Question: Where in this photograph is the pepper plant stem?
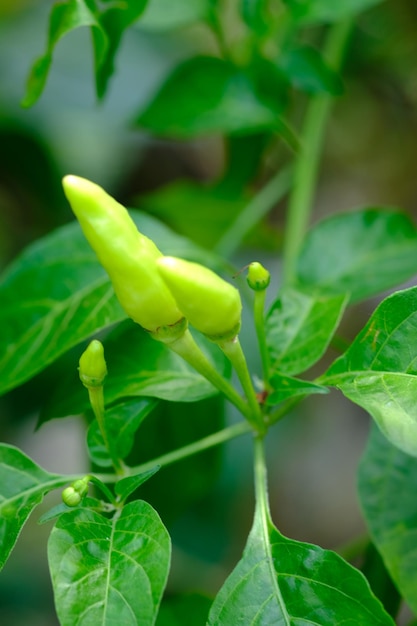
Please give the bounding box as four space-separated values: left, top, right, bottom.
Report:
282 19 353 285
254 289 270 383
88 387 124 475
219 337 264 431
167 329 252 421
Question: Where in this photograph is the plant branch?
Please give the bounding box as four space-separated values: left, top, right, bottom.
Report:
282 19 353 285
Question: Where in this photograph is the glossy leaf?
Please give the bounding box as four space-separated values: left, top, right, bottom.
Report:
87 398 158 467
280 45 343 95
323 287 417 456
266 373 328 405
296 208 417 303
22 0 148 106
48 500 170 626
208 505 394 624
283 0 383 24
0 444 67 570
266 287 348 376
0 211 217 398
358 425 417 615
136 56 291 138
42 322 229 421
115 467 160 502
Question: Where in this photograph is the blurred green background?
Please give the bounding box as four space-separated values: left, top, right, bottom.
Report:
1 0 417 623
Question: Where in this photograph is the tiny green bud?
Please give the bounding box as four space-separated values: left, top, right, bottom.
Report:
157 257 242 340
79 340 107 388
62 175 184 332
62 486 82 507
247 262 270 291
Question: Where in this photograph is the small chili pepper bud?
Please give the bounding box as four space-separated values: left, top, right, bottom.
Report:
79 340 107 388
62 175 184 333
246 262 270 291
157 256 242 340
62 476 90 507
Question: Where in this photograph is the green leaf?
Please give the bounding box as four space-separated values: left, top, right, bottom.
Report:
136 56 291 138
156 593 212 625
240 0 270 34
87 398 158 467
208 506 394 624
266 287 348 376
22 0 107 107
42 322 229 421
282 0 383 24
22 0 149 106
48 500 171 626
38 497 105 525
358 424 417 615
323 287 417 456
280 45 344 95
0 444 67 570
266 373 328 405
0 211 217 398
139 0 211 30
296 208 417 303
115 467 160 502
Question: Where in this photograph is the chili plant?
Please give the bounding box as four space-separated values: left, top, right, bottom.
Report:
2 0 417 624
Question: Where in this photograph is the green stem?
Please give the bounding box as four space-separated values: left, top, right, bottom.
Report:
254 289 270 383
95 421 253 482
253 434 271 522
215 166 292 258
88 387 124 475
219 337 264 431
282 19 353 285
168 329 252 420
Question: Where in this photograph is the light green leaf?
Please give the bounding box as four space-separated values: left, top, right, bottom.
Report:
42 322 229 421
266 373 328 405
0 444 67 570
136 56 292 138
323 287 417 456
283 0 383 24
48 500 171 626
358 424 417 615
208 506 394 624
0 211 218 398
87 398 158 467
266 287 348 376
296 208 417 303
115 467 160 501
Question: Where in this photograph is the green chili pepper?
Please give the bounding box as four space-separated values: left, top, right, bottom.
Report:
62 175 184 333
157 256 242 340
79 339 107 388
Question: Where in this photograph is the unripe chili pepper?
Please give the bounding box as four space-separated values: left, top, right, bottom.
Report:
62 175 184 333
157 256 242 340
79 339 107 388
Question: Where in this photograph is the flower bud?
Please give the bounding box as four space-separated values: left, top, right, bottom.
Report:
62 175 184 332
62 487 81 507
79 340 107 388
246 262 270 291
157 256 242 340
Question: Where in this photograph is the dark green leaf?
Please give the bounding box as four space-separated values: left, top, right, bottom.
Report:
241 0 269 34
42 322 229 421
22 0 107 107
139 0 211 30
296 208 417 303
87 398 158 467
266 287 348 376
208 506 394 624
358 424 417 615
280 45 344 95
48 500 171 626
360 542 401 619
136 56 292 138
0 444 67 570
156 593 212 625
37 497 105 525
266 373 328 405
0 211 217 398
283 0 383 24
323 287 417 456
115 467 160 501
